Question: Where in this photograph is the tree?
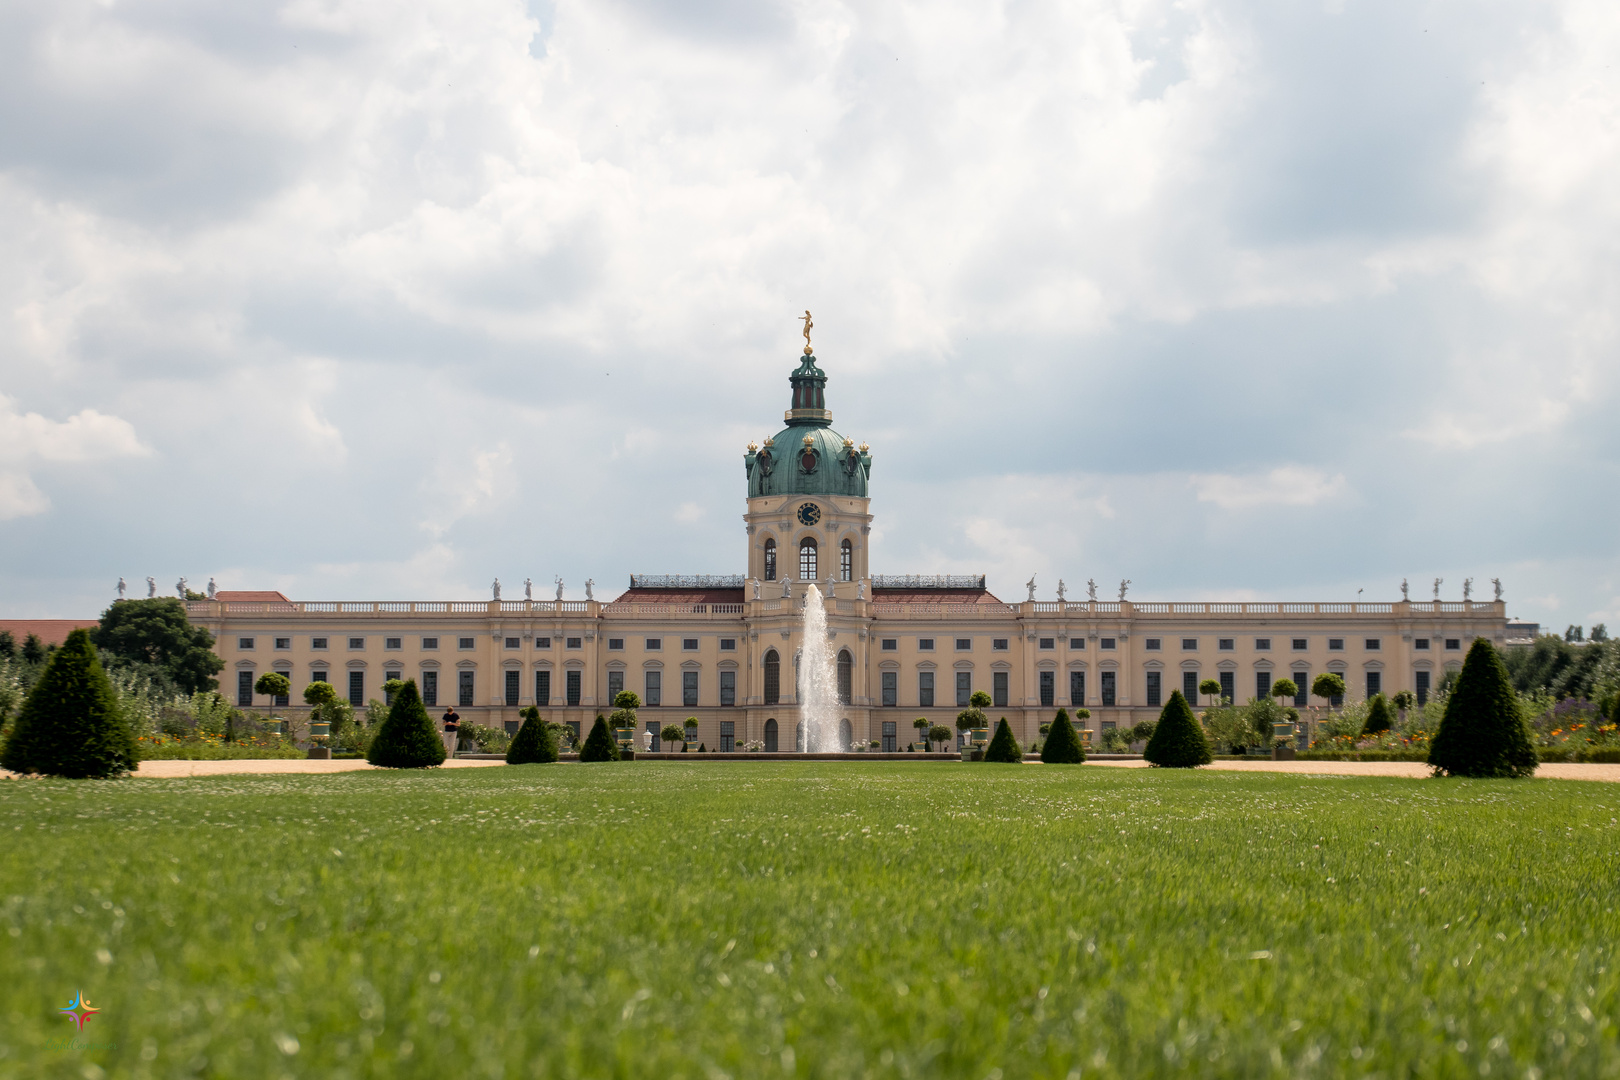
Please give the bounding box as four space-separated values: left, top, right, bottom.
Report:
927 724 952 750
1391 689 1416 719
683 717 699 751
579 715 619 762
1311 673 1346 707
0 630 15 658
365 679 445 768
1271 678 1298 707
1199 678 1221 707
22 634 47 664
660 724 685 748
970 690 992 709
92 598 224 693
913 717 929 746
1592 624 1610 643
1041 707 1085 764
1362 693 1394 735
254 672 290 707
983 717 1022 763
507 705 559 765
1 629 137 778
1143 690 1212 768
956 690 991 743
1429 639 1537 778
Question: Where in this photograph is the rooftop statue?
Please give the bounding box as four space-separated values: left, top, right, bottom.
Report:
524 577 533 600
1025 575 1036 602
176 577 187 598
207 577 217 599
1433 577 1443 601
1401 577 1409 601
1492 577 1503 601
146 576 156 598
555 576 564 601
492 578 501 601
117 577 126 599
1118 579 1131 602
799 309 813 354
1056 579 1066 602
585 579 595 601
1463 577 1473 601
1087 578 1098 602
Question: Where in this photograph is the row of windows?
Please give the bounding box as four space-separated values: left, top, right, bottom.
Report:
237 635 594 652
762 538 854 582
606 638 737 652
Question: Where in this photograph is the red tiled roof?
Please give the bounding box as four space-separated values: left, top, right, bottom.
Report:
611 588 747 604
871 588 1005 604
0 620 100 647
214 591 291 602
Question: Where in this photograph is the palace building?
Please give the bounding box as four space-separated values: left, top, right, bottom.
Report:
190 337 1509 751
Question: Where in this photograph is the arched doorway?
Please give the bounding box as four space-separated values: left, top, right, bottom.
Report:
838 717 853 751
764 649 780 705
764 717 778 752
837 649 853 704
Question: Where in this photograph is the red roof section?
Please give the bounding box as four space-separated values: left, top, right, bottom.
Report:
0 620 100 647
214 591 291 602
871 588 1005 604
611 588 746 604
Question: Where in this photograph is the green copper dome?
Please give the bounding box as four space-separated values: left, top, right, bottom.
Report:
744 350 871 498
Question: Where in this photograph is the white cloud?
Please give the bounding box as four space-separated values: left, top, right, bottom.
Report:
1193 467 1349 511
0 394 150 519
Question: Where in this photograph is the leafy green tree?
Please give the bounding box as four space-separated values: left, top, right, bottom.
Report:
608 690 640 749
254 671 290 706
1362 693 1394 735
580 715 619 762
1041 707 1085 764
1143 690 1212 768
660 724 685 747
0 630 16 658
1271 678 1298 706
92 598 224 694
1391 689 1416 718
1429 639 1537 778
913 717 929 746
365 679 445 768
970 690 992 709
956 690 992 742
683 717 698 749
21 634 46 664
1130 719 1158 744
1 628 137 778
1199 678 1221 706
507 705 559 764
927 723 952 750
983 717 1022 762
1312 673 1346 707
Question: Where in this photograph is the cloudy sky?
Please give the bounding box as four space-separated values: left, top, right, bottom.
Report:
2 0 1616 627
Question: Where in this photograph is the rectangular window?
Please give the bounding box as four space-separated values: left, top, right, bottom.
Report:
1144 638 1161 651
1100 638 1116 650
608 638 624 651
956 638 973 651
534 637 551 649
881 720 897 753
238 637 255 650
992 638 1009 651
565 637 581 650
881 671 897 707
272 674 290 707
918 671 935 707
1415 638 1430 650
1255 638 1271 651
275 637 291 650
719 639 736 651
1292 638 1308 650
422 637 438 650
720 720 735 753
1218 670 1234 703
918 638 935 651
1416 670 1431 705
534 670 549 706
1182 638 1198 651
310 670 327 682
1146 670 1161 708
1038 638 1054 650
1183 671 1199 703
645 670 662 706
1100 670 1116 706
349 670 365 707
311 637 328 650
720 670 736 706
386 637 402 650
1256 671 1271 699
505 637 520 649
1070 637 1086 649
1293 672 1308 707
608 669 623 699
993 671 1009 708
645 638 662 651
1328 638 1345 651
237 670 253 706
1444 638 1461 651
1330 676 1344 708
881 638 898 651
1039 670 1054 707
1366 671 1382 699
1365 639 1381 651
1070 670 1086 707
566 670 581 706
505 669 520 706
683 670 698 707
349 637 365 650
683 638 699 651
458 670 475 707
422 670 438 706
955 671 972 707
458 637 475 650
1218 638 1234 651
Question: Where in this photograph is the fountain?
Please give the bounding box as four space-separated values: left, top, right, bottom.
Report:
798 584 842 751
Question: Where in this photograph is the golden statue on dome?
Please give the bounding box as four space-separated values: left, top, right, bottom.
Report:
799 310 813 354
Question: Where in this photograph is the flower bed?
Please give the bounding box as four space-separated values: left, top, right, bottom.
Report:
136 734 304 760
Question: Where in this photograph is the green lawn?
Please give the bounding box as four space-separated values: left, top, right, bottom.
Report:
1 764 1615 1078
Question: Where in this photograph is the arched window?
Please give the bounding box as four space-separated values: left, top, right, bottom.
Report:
837 649 853 705
838 717 853 751
763 538 777 582
763 649 780 705
799 537 818 580
840 538 853 581
764 718 778 752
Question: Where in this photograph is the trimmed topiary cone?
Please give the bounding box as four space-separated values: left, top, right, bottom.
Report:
1143 690 1212 768
1362 693 1394 735
507 705 559 765
1041 708 1085 764
0 628 136 779
365 679 446 768
1428 638 1537 778
579 715 620 762
983 717 1023 763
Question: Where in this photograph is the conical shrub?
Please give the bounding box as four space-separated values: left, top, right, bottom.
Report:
365 679 445 768
0 628 136 778
1362 693 1394 735
507 705 559 765
1429 639 1537 778
983 717 1022 763
1143 690 1212 768
579 715 619 762
1041 708 1085 764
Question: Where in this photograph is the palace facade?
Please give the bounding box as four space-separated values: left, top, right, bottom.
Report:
190 342 1508 750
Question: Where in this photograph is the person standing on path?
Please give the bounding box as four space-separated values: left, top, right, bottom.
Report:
441 707 460 757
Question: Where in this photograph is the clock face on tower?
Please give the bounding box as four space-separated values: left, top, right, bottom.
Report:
797 502 821 526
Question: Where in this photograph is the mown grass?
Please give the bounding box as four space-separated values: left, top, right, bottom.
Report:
1 764 1616 1079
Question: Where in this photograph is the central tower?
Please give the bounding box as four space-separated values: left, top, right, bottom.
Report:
742 334 872 591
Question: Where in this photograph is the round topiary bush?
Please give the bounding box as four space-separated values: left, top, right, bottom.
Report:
507 705 559 765
0 628 136 778
365 679 446 768
1143 690 1212 768
1041 707 1086 764
983 717 1023 763
1428 639 1537 778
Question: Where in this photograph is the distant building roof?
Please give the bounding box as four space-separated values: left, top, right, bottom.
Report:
0 620 99 647
214 591 291 602
872 588 1005 604
611 589 745 605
